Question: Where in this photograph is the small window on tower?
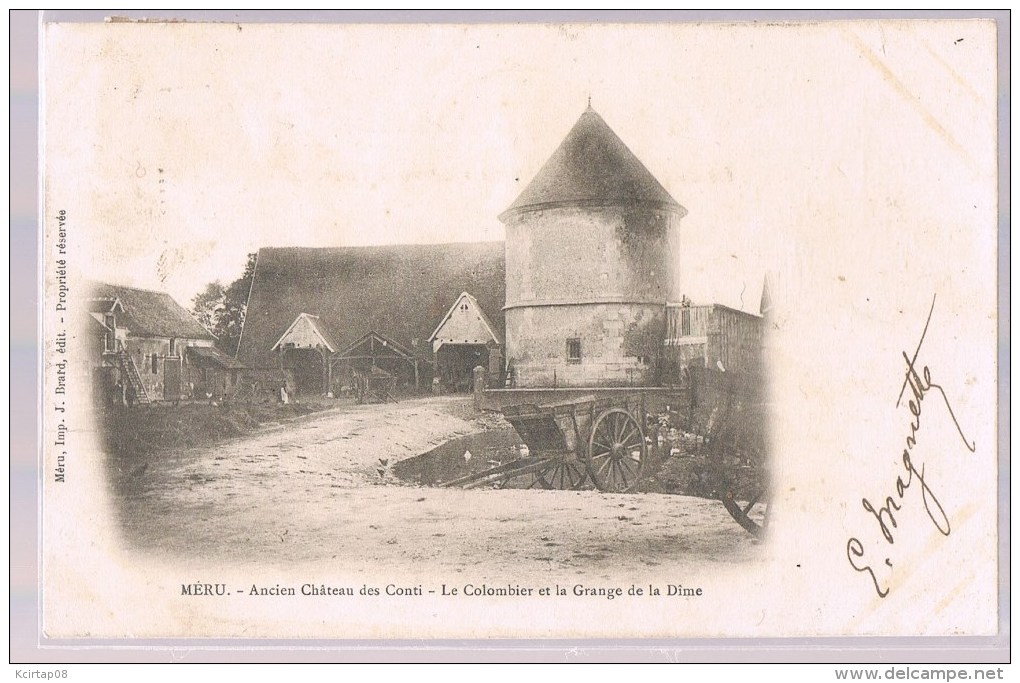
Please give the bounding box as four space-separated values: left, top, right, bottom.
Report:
566 338 582 364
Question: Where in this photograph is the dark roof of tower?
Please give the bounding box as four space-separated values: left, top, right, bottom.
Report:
502 107 684 219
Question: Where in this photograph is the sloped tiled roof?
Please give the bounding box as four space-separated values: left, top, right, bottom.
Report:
305 314 341 352
502 107 684 219
86 297 123 314
87 282 215 341
237 242 505 369
187 345 247 369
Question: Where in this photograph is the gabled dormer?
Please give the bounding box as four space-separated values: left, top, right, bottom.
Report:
428 292 503 353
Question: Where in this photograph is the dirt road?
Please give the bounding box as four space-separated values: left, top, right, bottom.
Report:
108 397 764 580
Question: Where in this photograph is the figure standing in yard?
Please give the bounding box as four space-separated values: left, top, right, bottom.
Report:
125 381 136 408
353 369 365 404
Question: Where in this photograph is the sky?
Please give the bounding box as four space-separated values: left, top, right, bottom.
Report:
43 20 996 314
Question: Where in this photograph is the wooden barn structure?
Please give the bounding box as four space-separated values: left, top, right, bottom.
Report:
271 312 341 395
236 242 505 396
661 302 764 382
428 291 504 393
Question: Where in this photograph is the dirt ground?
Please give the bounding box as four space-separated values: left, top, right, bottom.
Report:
105 396 764 579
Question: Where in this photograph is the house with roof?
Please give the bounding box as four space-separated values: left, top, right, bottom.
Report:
87 282 246 404
236 242 505 395
428 292 504 392
269 312 341 396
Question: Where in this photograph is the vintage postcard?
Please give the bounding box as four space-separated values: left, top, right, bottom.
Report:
38 17 1001 642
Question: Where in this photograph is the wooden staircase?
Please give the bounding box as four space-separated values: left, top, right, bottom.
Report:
116 351 151 404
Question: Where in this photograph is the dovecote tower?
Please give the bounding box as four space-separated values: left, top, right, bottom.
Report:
500 107 686 387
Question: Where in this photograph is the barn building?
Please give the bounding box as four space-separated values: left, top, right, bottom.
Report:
86 282 244 404
428 292 504 392
662 302 765 381
236 242 505 396
500 106 686 388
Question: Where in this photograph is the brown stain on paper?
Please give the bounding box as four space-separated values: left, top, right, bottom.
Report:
841 27 974 170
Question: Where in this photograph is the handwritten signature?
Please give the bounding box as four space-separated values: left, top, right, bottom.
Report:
846 295 976 598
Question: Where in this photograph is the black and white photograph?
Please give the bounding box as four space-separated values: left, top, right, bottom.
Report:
37 16 1000 642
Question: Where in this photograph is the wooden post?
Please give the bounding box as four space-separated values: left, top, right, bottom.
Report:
488 345 502 379
473 365 486 411
319 346 329 395
326 352 334 396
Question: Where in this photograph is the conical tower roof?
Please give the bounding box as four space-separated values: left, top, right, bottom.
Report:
501 106 684 220
760 274 774 317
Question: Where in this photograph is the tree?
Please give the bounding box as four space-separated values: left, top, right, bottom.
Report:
192 281 225 333
191 253 257 358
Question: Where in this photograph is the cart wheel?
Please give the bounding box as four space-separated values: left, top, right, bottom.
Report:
535 460 588 491
493 459 585 491
495 471 549 490
501 467 552 490
587 408 645 492
720 467 769 539
523 473 551 490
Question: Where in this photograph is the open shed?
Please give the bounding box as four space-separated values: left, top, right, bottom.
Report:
429 292 504 392
236 242 506 396
271 312 340 395
335 331 423 392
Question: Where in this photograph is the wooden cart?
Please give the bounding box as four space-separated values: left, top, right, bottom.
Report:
444 370 769 538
